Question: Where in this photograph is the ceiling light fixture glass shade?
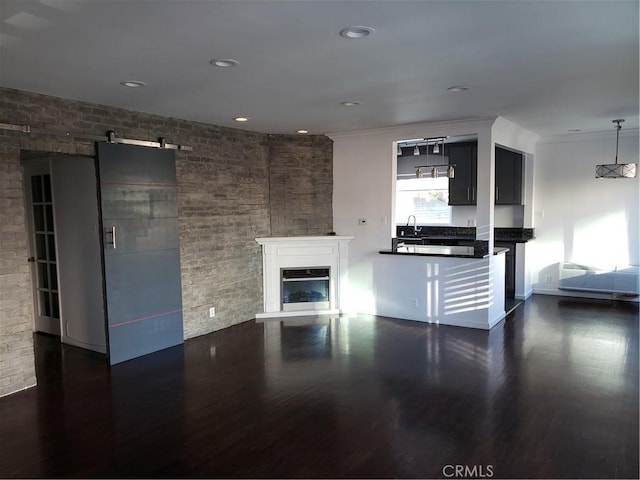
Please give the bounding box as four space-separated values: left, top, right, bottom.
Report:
210 58 239 67
596 119 637 178
120 80 146 88
596 163 636 178
447 165 455 178
340 26 375 39
414 164 454 179
413 136 454 179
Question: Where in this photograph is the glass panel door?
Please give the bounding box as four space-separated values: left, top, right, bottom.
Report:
24 160 61 336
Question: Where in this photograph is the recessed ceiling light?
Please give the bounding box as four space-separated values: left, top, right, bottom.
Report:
210 58 239 68
120 80 147 88
447 86 469 93
297 130 309 134
341 101 360 107
234 117 250 122
340 25 375 39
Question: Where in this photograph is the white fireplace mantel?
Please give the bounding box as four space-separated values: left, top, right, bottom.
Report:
255 236 354 319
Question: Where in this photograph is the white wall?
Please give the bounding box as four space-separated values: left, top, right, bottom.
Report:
448 205 524 228
532 130 639 297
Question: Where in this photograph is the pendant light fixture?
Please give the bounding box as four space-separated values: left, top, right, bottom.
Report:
596 119 637 178
447 164 455 179
413 137 454 178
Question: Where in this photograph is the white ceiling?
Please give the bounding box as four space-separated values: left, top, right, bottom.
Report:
1 0 638 137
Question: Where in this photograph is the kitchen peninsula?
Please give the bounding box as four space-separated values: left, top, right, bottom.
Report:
376 241 507 330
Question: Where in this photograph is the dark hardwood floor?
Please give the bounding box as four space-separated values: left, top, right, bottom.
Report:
0 295 638 479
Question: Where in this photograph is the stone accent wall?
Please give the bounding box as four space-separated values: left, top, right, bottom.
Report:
0 139 36 396
267 135 333 236
0 88 333 397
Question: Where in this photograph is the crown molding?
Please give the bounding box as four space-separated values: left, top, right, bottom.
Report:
538 128 639 144
327 117 498 140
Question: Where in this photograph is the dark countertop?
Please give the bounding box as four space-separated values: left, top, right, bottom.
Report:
380 245 509 259
413 235 531 243
396 226 535 243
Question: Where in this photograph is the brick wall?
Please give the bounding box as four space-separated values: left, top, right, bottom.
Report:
267 135 333 236
0 88 333 397
0 140 36 395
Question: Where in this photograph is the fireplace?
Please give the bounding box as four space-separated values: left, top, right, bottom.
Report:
281 267 330 311
255 236 354 318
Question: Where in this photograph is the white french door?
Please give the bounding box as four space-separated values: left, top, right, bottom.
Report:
23 159 61 336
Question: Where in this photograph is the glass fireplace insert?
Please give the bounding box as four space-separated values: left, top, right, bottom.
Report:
281 267 330 311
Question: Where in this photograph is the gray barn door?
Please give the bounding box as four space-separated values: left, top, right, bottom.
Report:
97 143 183 365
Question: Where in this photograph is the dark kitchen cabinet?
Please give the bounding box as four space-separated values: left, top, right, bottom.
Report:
495 147 523 205
448 142 477 205
495 241 516 299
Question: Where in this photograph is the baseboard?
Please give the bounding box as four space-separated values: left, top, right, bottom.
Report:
256 308 342 319
424 314 503 331
488 310 507 329
0 382 37 399
62 337 107 354
533 287 639 302
515 289 533 300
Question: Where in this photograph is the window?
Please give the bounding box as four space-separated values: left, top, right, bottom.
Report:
396 177 452 225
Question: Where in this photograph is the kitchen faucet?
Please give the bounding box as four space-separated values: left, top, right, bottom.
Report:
406 215 421 235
